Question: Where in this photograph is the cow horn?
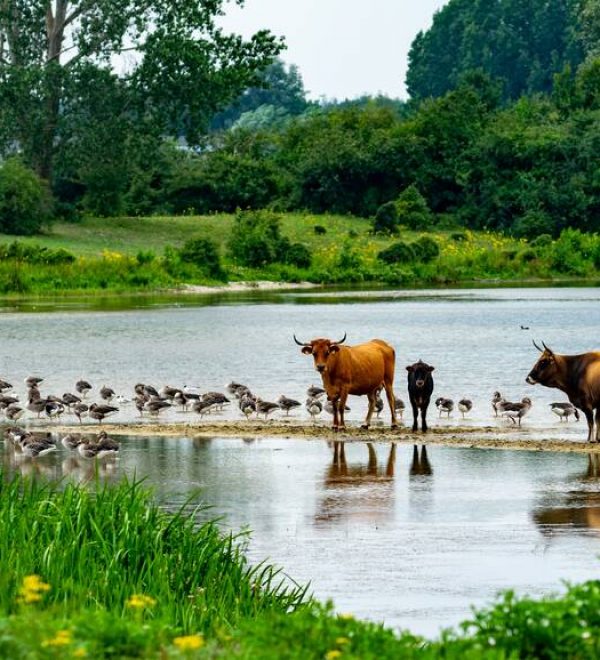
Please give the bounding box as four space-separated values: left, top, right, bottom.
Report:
542 341 553 354
293 334 310 347
332 332 347 345
532 339 544 352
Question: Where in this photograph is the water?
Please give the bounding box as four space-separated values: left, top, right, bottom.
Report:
5 435 600 636
0 286 599 432
2 286 600 635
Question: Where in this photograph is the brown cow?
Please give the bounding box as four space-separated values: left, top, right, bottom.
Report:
294 333 398 430
526 341 600 443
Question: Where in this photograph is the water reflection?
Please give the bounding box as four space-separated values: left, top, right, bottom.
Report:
533 454 600 536
315 442 396 525
410 445 433 477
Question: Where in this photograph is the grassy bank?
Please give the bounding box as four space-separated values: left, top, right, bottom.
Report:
0 212 599 295
1 473 600 658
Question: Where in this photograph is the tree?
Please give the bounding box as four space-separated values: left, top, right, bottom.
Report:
0 0 283 187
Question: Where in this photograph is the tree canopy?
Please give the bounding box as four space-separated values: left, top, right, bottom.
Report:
0 0 283 188
406 0 585 101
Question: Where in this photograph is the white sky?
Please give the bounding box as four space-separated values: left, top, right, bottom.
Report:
218 0 450 100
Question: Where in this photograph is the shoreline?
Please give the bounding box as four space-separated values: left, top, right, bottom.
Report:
19 420 600 454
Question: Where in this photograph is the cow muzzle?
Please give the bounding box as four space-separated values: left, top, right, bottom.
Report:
415 379 425 388
316 364 326 373
526 375 537 385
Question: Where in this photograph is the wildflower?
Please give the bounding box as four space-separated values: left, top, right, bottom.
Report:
126 594 157 609
335 637 350 645
73 649 88 658
17 574 50 604
325 651 342 660
42 629 72 647
338 612 354 620
173 634 205 651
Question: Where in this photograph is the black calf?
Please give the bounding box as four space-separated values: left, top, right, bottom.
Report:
406 360 435 432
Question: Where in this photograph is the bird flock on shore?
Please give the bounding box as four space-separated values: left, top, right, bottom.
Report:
0 374 580 460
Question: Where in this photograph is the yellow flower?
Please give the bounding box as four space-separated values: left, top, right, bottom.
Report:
335 637 350 645
17 574 50 604
325 651 342 660
173 634 205 651
338 612 354 620
126 594 156 609
73 649 88 658
42 629 72 647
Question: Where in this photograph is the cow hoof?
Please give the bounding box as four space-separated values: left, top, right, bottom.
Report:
391 424 399 430
332 426 339 433
360 424 369 430
412 427 418 433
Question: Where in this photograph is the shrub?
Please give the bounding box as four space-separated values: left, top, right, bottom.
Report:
336 243 364 271
178 238 225 279
518 248 538 263
0 159 53 235
512 209 555 239
413 236 440 262
450 232 467 242
283 242 312 269
0 242 75 264
378 241 417 264
313 225 327 235
228 210 289 267
530 233 553 248
395 185 432 230
372 201 399 234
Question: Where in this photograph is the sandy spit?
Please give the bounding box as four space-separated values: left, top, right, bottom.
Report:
177 281 318 294
24 420 600 454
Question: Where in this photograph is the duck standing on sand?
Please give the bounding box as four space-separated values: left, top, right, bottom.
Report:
501 397 532 426
458 398 473 418
550 402 580 422
277 395 301 415
89 403 119 424
435 397 454 418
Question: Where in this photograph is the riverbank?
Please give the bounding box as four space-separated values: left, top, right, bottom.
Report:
24 419 599 454
0 212 598 295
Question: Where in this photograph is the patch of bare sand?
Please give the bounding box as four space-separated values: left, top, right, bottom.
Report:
28 420 600 454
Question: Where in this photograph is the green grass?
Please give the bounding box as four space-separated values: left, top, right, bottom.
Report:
0 213 598 295
2 473 600 658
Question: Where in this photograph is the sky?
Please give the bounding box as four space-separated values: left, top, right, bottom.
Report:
218 0 450 101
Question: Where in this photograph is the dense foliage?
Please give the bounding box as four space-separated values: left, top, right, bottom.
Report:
406 0 586 101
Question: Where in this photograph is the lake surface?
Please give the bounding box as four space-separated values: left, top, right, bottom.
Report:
0 286 599 433
5 435 600 636
2 286 600 635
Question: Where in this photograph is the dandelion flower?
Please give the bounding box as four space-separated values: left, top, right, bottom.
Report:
42 629 72 647
126 594 156 609
173 634 205 651
325 651 342 660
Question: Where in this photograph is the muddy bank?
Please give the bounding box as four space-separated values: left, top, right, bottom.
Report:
17 419 599 454
178 281 318 294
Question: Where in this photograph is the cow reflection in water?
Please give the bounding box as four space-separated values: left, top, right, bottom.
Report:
410 445 433 477
533 454 600 537
315 442 397 524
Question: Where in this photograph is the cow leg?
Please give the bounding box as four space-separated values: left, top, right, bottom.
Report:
338 390 349 430
411 401 419 432
330 398 340 432
421 404 428 433
595 408 600 443
383 382 398 429
582 407 594 442
362 391 376 429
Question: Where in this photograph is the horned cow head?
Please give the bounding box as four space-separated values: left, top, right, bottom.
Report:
406 360 435 388
294 333 347 374
526 340 559 386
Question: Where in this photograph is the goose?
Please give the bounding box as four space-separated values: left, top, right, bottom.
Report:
100 386 115 402
501 397 532 426
95 431 120 458
307 385 326 399
159 385 180 401
73 403 89 423
192 399 215 417
61 434 82 451
28 385 41 402
394 397 406 419
5 404 24 421
306 397 323 421
144 400 172 416
550 402 580 422
21 441 56 458
45 401 65 421
239 395 257 419
143 384 160 398
277 395 301 415
62 392 82 408
325 400 351 415
202 392 230 409
25 376 44 388
88 403 119 424
0 378 12 391
491 391 505 417
0 394 19 408
27 398 48 418
458 398 473 418
173 391 191 411
75 380 92 397
226 381 249 396
435 397 454 417
375 393 384 417
256 400 279 420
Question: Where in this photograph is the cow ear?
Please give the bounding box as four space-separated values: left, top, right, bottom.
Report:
406 365 414 372
427 366 435 372
301 346 312 355
329 345 340 354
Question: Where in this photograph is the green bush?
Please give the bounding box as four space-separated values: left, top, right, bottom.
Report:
372 201 399 234
178 237 226 279
0 241 75 264
530 233 553 248
413 236 440 262
395 185 432 230
378 241 417 264
450 232 467 242
283 242 312 268
512 209 555 239
228 209 290 267
518 248 538 263
313 225 327 235
0 159 53 235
